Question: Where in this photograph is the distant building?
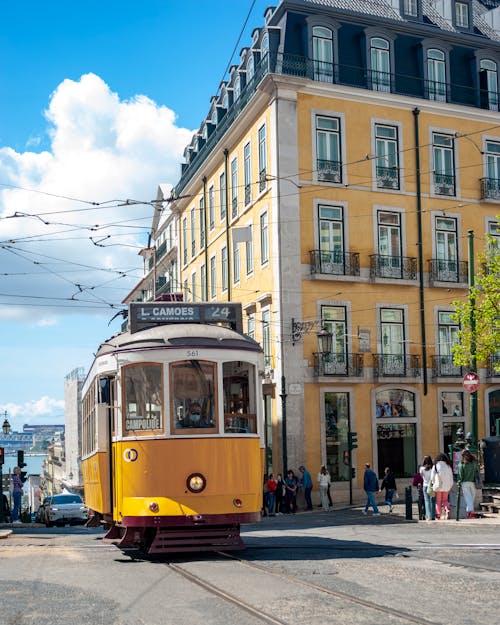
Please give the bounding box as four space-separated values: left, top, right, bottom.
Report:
63 367 85 492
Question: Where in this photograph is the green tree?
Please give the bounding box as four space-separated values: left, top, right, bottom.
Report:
452 229 500 372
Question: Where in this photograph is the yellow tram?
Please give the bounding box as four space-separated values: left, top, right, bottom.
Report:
81 302 265 553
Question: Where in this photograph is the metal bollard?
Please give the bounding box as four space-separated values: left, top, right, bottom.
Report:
405 485 413 520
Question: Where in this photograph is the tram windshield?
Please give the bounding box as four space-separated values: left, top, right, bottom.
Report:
223 361 257 434
171 360 217 433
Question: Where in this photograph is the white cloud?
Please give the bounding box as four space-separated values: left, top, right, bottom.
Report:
0 73 193 320
1 398 65 427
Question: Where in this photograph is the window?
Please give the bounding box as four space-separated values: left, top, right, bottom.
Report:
210 255 216 299
200 264 206 301
123 364 162 434
244 142 251 206
209 185 215 230
379 309 406 375
247 313 255 339
190 207 196 257
170 361 217 433
321 306 348 375
487 221 500 253
427 49 446 101
260 211 269 264
247 55 254 82
231 157 238 218
234 76 241 101
258 125 267 192
433 133 455 195
319 205 344 273
219 172 227 221
223 361 258 434
370 37 391 92
262 308 271 369
316 115 342 183
403 0 418 17
191 271 196 302
183 279 188 301
313 26 333 82
246 226 254 275
437 311 461 376
375 124 399 189
221 245 228 292
480 59 499 111
435 217 458 281
455 2 469 28
199 197 206 249
441 391 465 454
485 140 500 186
233 238 240 284
378 210 402 278
324 392 350 481
182 217 187 265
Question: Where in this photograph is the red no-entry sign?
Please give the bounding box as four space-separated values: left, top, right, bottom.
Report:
463 371 479 393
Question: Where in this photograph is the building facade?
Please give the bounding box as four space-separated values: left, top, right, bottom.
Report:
126 0 500 499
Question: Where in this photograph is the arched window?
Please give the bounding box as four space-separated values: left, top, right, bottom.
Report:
370 37 390 92
233 76 241 101
313 25 333 82
247 55 254 82
480 59 499 111
427 48 446 101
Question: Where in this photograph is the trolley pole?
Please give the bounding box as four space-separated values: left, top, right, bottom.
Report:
280 376 288 475
468 230 478 451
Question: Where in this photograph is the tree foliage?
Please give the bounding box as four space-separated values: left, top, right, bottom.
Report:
451 234 500 372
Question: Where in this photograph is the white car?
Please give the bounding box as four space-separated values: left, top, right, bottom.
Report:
40 494 88 527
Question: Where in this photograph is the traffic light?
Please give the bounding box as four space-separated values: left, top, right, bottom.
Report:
17 450 26 469
351 467 356 479
0 446 4 465
348 431 358 450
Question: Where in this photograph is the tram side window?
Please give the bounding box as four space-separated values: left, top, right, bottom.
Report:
223 361 257 434
82 380 97 456
123 363 163 434
171 360 217 433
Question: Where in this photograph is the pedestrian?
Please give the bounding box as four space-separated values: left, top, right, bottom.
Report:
379 467 397 513
431 453 454 520
457 449 479 518
262 474 269 517
412 468 425 520
298 465 313 511
317 465 331 511
284 470 298 513
419 455 436 520
362 463 380 516
11 467 24 524
275 473 285 513
266 473 277 516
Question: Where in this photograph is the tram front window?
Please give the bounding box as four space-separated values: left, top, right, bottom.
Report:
171 360 217 433
123 363 163 434
223 361 257 434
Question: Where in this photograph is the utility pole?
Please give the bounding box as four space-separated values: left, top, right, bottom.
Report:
468 230 478 451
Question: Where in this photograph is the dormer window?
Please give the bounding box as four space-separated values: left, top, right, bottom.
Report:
455 2 469 29
234 76 241 101
480 59 499 111
247 55 254 82
313 26 334 83
403 0 418 17
370 37 391 92
426 49 447 102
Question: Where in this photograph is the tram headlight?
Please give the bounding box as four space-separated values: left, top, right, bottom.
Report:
187 473 206 493
149 502 160 513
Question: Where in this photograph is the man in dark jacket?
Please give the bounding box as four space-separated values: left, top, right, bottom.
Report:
362 463 380 516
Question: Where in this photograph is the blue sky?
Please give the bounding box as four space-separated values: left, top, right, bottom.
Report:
0 0 272 431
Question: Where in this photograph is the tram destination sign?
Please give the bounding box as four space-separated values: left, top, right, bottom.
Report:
129 302 243 334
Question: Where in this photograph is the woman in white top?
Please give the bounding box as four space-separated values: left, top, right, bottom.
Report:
419 455 435 520
430 453 454 520
317 465 331 511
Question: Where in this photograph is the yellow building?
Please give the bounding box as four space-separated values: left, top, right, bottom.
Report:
126 0 500 498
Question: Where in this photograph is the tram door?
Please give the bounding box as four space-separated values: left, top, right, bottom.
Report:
97 377 115 516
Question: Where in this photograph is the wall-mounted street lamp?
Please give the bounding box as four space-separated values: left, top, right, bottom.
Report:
316 327 333 353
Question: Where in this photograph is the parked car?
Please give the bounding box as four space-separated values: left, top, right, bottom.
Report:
40 494 88 527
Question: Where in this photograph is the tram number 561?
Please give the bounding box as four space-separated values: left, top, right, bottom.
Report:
186 350 199 358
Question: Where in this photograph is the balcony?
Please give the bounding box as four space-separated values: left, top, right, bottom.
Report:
487 354 500 378
433 173 455 196
480 177 500 200
431 355 464 378
317 158 342 183
309 250 360 277
428 259 468 284
370 254 417 280
373 354 421 378
245 184 251 206
376 165 399 190
231 196 238 218
259 168 267 192
155 276 172 297
313 352 364 377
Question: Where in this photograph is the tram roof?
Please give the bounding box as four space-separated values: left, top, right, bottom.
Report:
95 322 262 357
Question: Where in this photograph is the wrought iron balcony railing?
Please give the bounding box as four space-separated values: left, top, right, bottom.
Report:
431 355 464 378
317 158 342 183
259 168 267 192
480 177 500 200
376 165 399 189
231 196 238 218
370 254 417 280
373 354 421 378
313 352 364 377
309 250 360 277
428 259 468 284
487 354 500 378
433 172 455 196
